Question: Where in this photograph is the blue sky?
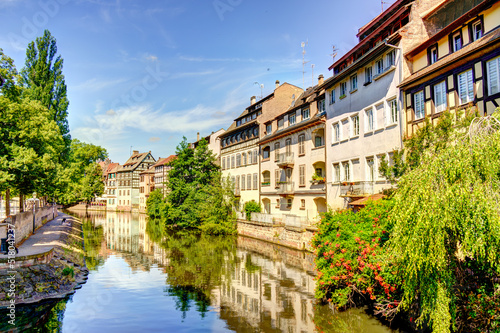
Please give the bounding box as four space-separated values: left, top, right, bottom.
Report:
0 0 395 163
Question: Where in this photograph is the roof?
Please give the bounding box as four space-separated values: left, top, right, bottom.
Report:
349 193 386 207
105 163 119 174
404 0 495 59
400 26 500 88
357 0 408 38
153 155 176 168
117 151 154 172
139 166 155 175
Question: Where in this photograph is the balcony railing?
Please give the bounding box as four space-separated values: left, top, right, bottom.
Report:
339 181 374 197
277 182 294 195
277 152 294 167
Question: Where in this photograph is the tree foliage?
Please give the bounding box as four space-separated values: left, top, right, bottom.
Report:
388 112 500 333
243 200 261 221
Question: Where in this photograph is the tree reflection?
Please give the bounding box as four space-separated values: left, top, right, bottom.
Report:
82 220 105 271
146 224 237 319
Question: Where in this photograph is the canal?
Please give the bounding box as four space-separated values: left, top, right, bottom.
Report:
6 211 396 332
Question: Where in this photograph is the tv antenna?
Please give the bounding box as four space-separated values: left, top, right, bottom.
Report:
381 0 390 11
330 45 338 63
254 82 264 99
311 64 315 88
301 40 310 90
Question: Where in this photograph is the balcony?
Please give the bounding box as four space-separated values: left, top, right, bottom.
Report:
339 181 374 197
277 152 294 168
277 182 294 196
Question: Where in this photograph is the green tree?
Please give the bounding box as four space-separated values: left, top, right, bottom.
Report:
388 113 500 333
21 30 70 155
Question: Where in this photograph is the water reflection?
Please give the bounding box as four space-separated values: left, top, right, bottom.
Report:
10 210 394 333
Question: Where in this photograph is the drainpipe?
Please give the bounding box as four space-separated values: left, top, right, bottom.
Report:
384 41 404 152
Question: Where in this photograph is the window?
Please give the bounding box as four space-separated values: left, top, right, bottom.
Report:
285 138 292 154
429 46 438 65
235 176 240 190
365 108 374 131
471 20 483 42
333 123 340 142
365 67 372 84
266 123 272 135
262 171 270 185
242 152 247 166
275 169 281 187
298 134 305 155
340 81 347 97
329 89 335 104
366 157 375 182
299 165 305 186
414 90 425 120
253 173 258 190
253 150 258 164
434 81 447 113
452 31 462 52
376 59 384 75
247 174 251 190
315 135 323 147
458 70 474 104
302 108 310 120
318 99 325 112
236 120 241 126
289 113 296 125
241 175 245 191
315 168 323 178
286 198 292 209
236 154 241 167
222 157 226 170
278 118 284 129
300 199 305 209
350 74 358 92
386 50 395 68
487 56 500 95
262 146 270 160
343 162 351 181
351 114 359 136
333 163 341 182
231 155 235 168
274 142 280 162
388 99 398 123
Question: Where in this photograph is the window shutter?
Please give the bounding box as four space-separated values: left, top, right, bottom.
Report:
299 165 305 186
488 58 499 95
467 70 474 102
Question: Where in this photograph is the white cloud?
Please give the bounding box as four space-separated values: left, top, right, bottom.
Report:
73 77 128 92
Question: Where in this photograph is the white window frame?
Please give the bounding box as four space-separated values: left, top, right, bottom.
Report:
387 98 398 124
351 114 359 137
429 46 438 64
376 59 384 75
329 89 335 104
453 32 462 52
332 122 340 143
333 163 341 183
289 113 296 125
487 56 500 96
342 161 351 182
457 69 474 105
472 21 483 42
414 90 425 120
340 81 347 97
434 81 447 113
366 157 375 182
386 50 395 68
350 74 358 92
365 107 374 131
365 66 372 84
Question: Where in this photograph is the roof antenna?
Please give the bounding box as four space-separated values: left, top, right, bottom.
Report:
381 0 389 12
311 64 315 88
301 40 310 90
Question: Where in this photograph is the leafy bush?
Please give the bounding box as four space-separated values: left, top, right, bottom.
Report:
62 266 74 278
243 200 261 221
312 199 400 318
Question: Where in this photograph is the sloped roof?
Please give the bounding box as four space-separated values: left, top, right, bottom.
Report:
118 151 154 172
139 166 155 175
153 155 176 168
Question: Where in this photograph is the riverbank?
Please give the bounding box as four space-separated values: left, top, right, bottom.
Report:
0 213 89 308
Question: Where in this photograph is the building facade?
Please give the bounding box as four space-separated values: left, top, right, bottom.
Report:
116 150 156 211
139 166 155 213
153 155 176 196
220 82 303 209
259 77 327 223
400 0 500 137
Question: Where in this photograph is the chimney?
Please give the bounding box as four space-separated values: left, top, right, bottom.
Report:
197 132 200 141
275 80 280 89
250 96 256 105
318 74 324 86
132 150 139 155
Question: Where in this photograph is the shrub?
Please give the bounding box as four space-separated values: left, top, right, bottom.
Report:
243 200 261 221
62 266 74 278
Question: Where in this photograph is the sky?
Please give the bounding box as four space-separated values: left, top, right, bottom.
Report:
0 0 396 163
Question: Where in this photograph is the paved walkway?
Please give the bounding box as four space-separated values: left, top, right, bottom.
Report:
0 213 72 259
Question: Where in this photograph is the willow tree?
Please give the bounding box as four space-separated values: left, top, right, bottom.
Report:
389 113 500 332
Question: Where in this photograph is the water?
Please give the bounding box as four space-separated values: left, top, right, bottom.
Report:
5 211 396 333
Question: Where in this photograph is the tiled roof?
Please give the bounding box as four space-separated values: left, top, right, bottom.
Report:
153 155 176 168
117 151 154 172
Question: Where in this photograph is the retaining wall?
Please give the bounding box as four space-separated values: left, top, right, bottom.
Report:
236 219 317 252
9 206 58 246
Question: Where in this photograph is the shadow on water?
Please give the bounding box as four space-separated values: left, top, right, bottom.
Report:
3 210 398 332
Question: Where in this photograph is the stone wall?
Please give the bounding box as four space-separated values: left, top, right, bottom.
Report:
10 206 58 246
236 219 316 252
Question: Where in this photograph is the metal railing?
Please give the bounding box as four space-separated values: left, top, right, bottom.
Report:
339 181 374 197
277 182 294 195
277 152 294 167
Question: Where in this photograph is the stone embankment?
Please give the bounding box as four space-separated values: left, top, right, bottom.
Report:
0 213 88 308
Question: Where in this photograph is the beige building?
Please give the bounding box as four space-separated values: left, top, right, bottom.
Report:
139 166 155 213
153 155 176 195
116 150 156 211
400 0 500 136
103 163 120 211
220 82 303 209
190 128 226 162
259 78 327 224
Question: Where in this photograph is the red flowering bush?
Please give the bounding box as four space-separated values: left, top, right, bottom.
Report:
312 199 401 318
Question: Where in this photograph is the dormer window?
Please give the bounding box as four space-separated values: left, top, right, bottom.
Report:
428 45 438 65
471 20 483 42
289 113 296 125
452 31 462 52
265 123 272 135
